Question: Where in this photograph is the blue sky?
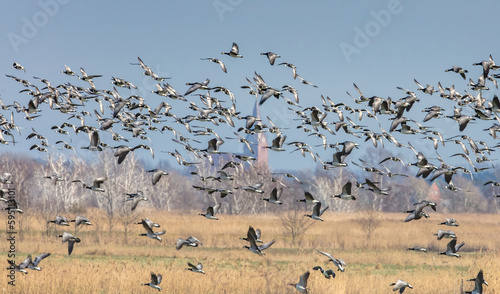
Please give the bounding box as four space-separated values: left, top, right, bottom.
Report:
1 1 499 172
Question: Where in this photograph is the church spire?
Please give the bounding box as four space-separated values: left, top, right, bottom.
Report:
243 100 268 168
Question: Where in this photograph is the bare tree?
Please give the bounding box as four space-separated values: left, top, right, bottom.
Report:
117 199 140 244
280 206 315 246
0 154 38 240
46 154 82 212
309 167 357 212
355 209 382 241
32 161 58 236
92 151 118 233
231 162 270 214
103 151 145 244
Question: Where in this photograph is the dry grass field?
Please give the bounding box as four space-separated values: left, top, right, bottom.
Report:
2 209 499 293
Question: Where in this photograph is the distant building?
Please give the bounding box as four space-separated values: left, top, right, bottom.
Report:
242 101 269 168
428 181 442 206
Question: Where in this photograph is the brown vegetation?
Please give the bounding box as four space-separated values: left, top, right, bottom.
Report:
2 210 499 293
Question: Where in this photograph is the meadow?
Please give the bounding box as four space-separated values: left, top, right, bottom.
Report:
2 209 499 293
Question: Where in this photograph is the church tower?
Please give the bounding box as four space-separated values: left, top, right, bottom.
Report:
243 100 269 168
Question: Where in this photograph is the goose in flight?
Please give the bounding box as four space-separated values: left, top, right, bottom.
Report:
72 177 107 192
403 205 429 222
406 246 427 252
7 260 28 275
414 78 437 95
176 236 202 250
70 215 92 227
44 174 65 185
0 172 12 184
465 269 487 294
30 144 47 152
332 181 355 200
457 115 475 132
184 78 210 96
413 200 437 212
279 62 298 79
261 187 283 204
288 271 310 293
221 42 243 58
12 62 26 72
142 272 162 292
185 262 205 274
61 64 75 76
124 190 148 211
48 216 70 226
438 218 459 226
235 183 264 194
313 266 336 279
55 232 80 255
297 192 320 204
207 170 234 182
243 233 275 256
79 67 102 82
320 151 349 168
438 238 464 257
135 218 160 229
404 200 435 222
239 115 261 130
260 52 280 65
80 130 102 151
297 75 318 88
379 156 406 167
272 172 303 184
389 279 413 293
18 253 51 271
139 219 166 242
445 65 468 79
365 179 391 195
239 226 263 243
111 76 137 89
147 169 168 186
305 202 328 221
113 144 154 165
199 203 221 220
282 84 299 104
225 132 255 154
473 54 498 76
258 87 282 106
200 138 224 154
434 230 456 240
201 58 227 73
264 133 287 151
135 218 158 230
317 250 346 272
131 56 170 81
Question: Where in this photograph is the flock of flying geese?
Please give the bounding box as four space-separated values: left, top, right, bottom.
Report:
2 42 498 293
